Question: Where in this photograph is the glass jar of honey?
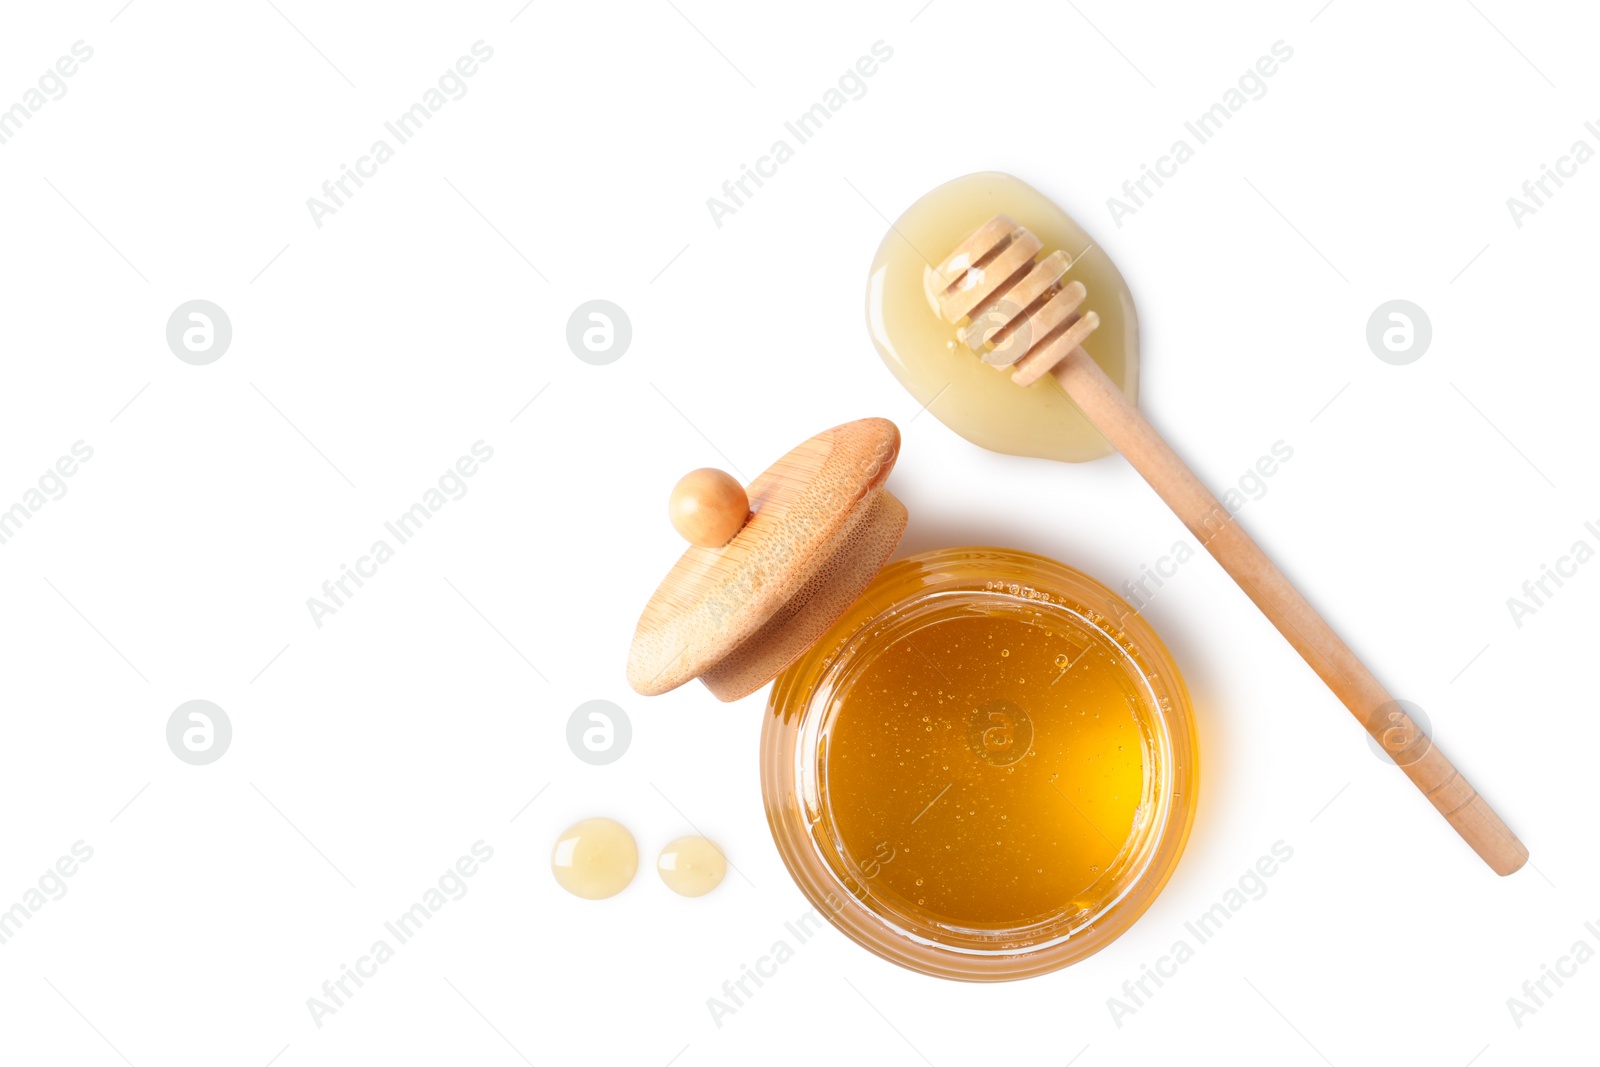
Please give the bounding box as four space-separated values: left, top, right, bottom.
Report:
628 421 1197 980
762 546 1196 980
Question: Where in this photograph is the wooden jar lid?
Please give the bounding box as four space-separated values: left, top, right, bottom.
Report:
627 418 907 702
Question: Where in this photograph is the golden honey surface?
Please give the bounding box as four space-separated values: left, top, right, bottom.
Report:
819 599 1148 932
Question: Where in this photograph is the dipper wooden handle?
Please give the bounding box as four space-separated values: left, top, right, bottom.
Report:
1053 347 1527 875
932 215 1526 875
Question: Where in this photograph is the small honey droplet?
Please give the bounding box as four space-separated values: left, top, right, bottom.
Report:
657 835 728 898
551 817 638 900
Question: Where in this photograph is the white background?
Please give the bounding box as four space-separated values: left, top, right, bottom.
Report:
1 1 1596 1064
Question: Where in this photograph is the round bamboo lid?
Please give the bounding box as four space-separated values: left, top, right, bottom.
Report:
627 418 907 702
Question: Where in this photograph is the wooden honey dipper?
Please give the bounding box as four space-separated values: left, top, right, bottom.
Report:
933 215 1527 876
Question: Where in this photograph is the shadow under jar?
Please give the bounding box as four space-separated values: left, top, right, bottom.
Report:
763 547 1197 981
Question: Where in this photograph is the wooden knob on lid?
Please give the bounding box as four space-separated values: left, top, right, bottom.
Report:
628 418 908 703
669 468 749 548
